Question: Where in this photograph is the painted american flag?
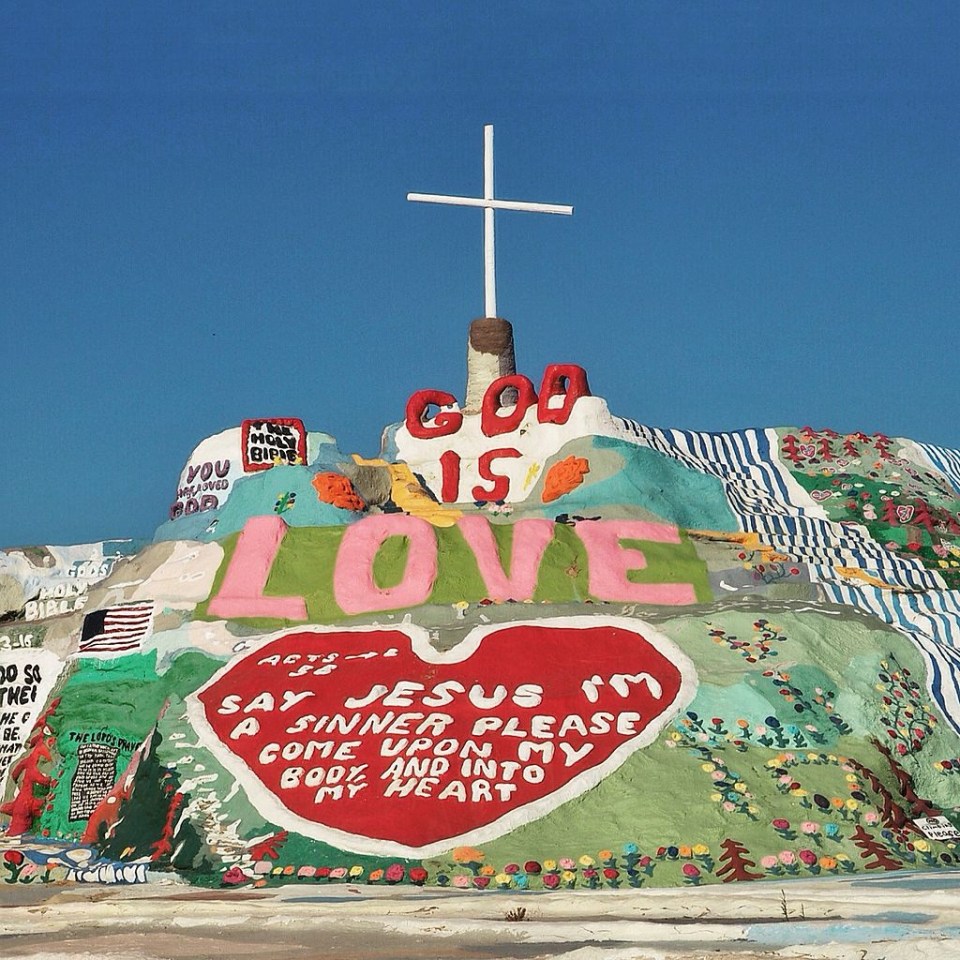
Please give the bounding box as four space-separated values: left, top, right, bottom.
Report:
79 601 154 654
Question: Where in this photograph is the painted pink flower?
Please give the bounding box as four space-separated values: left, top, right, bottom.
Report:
778 850 795 866
473 875 490 889
221 865 249 885
800 821 820 835
681 863 700 878
504 863 520 875
542 873 561 889
385 863 405 883
452 875 471 888
329 867 347 879
760 855 778 869
772 819 791 831
558 857 575 870
798 849 818 865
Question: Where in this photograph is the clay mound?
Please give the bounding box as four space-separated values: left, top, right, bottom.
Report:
3 370 960 892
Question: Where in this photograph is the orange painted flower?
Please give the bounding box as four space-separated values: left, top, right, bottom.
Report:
452 846 485 864
311 472 365 512
541 456 590 503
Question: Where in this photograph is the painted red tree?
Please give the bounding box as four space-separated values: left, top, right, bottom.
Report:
850 826 902 871
0 698 60 836
715 838 764 882
781 435 803 465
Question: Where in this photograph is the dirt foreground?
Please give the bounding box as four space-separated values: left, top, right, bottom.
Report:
2 870 960 960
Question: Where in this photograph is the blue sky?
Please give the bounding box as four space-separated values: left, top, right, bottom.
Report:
3 3 959 547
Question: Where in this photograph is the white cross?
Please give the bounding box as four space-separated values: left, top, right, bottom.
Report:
407 125 573 318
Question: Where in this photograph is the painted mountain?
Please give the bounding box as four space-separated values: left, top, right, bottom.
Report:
3 318 960 890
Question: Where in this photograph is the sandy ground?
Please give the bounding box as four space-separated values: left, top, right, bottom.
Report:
2 870 960 960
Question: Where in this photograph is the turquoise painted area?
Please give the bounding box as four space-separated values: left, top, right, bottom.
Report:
154 435 360 542
547 437 738 531
210 468 361 538
747 920 960 946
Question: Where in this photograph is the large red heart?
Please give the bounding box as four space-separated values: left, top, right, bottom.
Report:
189 617 695 857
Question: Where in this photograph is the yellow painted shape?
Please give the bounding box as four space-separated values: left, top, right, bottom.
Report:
688 529 790 563
834 566 906 592
352 455 462 528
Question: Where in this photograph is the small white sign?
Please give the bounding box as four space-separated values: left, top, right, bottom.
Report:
913 816 960 841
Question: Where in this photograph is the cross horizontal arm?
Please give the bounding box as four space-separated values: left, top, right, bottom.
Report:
407 192 573 216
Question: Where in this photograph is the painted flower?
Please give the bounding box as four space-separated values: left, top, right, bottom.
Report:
819 856 837 870
452 846 485 865
558 857 575 870
678 845 692 859
578 855 595 867
602 867 618 881
385 863 405 883
329 867 347 879
800 822 820 835
760 855 778 869
543 859 558 872
221 866 250 886
692 844 710 857
368 868 384 882
542 873 561 889
479 864 495 877
598 849 613 861
473 876 490 889
524 860 542 874
3 851 24 866
778 850 795 866
798 849 818 866
681 863 701 881
623 842 639 856
863 811 880 825
772 819 791 831
297 866 317 879
452 875 471 888
349 865 364 878
504 862 520 875
495 873 511 887
409 867 428 885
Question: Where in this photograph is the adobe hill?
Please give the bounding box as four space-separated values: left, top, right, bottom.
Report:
2 318 960 891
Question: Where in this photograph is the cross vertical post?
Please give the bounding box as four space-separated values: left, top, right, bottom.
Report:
408 125 573 319
484 125 496 318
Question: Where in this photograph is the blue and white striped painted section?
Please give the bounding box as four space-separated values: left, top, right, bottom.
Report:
616 419 943 593
916 441 960 496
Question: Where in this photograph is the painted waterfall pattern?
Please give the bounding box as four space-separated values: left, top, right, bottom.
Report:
4 382 960 891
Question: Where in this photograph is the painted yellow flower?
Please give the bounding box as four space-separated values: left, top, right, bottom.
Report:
914 839 930 852
579 855 595 867
710 792 723 802
692 844 710 857
543 859 557 871
701 762 715 772
495 873 511 885
349 865 363 877
562 870 576 882
845 798 859 811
